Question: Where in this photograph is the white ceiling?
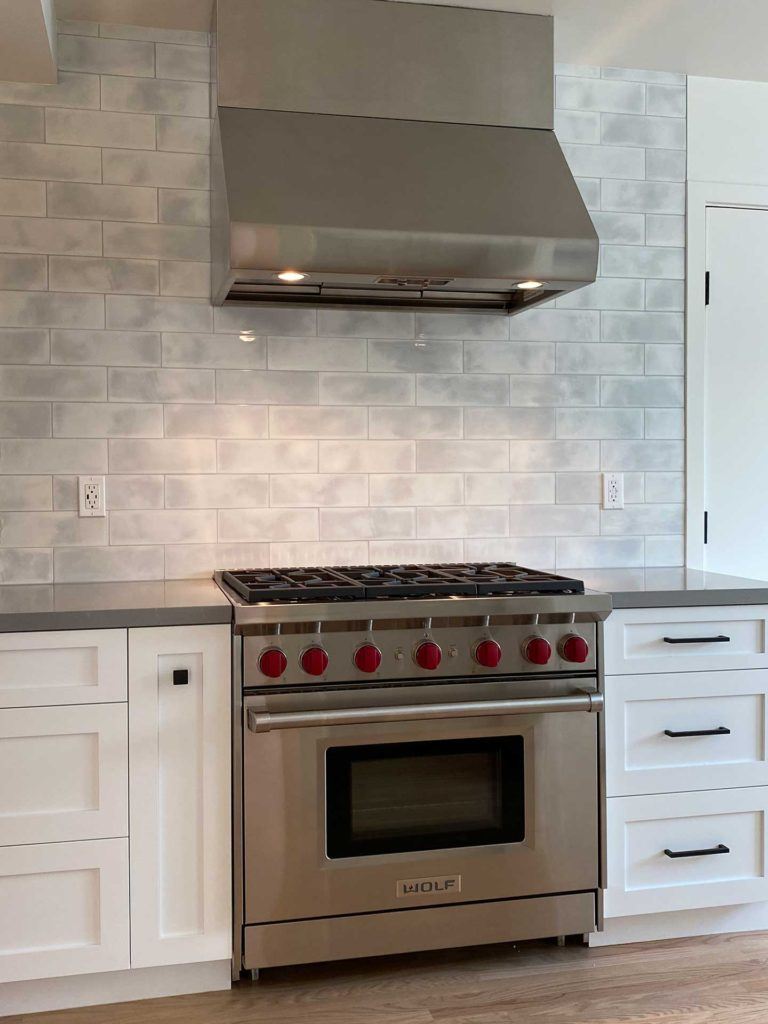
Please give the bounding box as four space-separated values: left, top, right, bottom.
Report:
19 0 768 84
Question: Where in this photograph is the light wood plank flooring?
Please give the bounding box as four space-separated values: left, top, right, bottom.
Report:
11 932 768 1024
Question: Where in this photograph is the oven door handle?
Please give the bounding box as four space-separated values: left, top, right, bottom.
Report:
246 691 603 734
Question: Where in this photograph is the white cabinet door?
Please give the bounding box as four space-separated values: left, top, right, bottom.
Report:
605 670 768 797
0 838 129 983
0 704 128 846
0 629 127 708
603 606 768 676
129 624 231 969
605 788 768 918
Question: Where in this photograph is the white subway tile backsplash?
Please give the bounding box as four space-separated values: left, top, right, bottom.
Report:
0 105 44 143
369 407 462 439
216 440 318 474
0 35 686 577
45 108 156 149
320 372 414 406
319 441 415 473
0 141 101 182
54 545 163 583
109 366 214 403
0 73 100 111
463 341 555 374
464 408 554 440
53 402 163 438
49 256 159 294
164 404 267 439
51 329 160 366
100 76 209 117
103 149 209 189
0 180 46 217
58 35 155 76
268 336 366 372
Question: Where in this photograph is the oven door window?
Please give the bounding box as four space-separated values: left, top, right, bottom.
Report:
326 736 524 859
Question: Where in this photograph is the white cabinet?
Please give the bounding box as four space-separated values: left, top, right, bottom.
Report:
128 624 231 969
0 629 127 708
605 788 768 917
600 602 768 945
605 669 768 796
0 704 128 846
0 839 129 983
603 606 768 675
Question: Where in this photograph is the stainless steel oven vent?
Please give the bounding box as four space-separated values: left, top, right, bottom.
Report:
211 0 599 315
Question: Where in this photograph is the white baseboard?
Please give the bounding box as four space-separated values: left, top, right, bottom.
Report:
590 902 768 947
0 960 231 1018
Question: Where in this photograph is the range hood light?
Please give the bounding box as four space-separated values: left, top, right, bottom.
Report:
516 280 544 290
276 271 308 282
239 330 256 343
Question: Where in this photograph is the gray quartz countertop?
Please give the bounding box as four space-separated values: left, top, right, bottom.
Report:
579 568 768 608
0 579 232 632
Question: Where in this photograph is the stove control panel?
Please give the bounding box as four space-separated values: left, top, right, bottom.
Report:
244 622 595 686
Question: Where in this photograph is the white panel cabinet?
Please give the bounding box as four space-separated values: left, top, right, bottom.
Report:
0 629 127 708
128 624 231 969
0 839 129 983
605 788 768 917
0 704 128 846
605 670 768 796
603 606 768 676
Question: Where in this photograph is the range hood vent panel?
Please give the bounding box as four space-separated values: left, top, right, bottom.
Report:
212 0 598 314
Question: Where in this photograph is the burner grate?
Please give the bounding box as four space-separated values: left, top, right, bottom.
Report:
222 562 584 604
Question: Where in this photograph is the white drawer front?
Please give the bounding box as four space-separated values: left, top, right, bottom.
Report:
604 606 768 675
0 629 127 708
0 704 128 846
0 838 129 983
605 670 768 796
605 788 768 918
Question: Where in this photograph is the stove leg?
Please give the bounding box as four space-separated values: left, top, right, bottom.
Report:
556 935 566 947
249 968 260 983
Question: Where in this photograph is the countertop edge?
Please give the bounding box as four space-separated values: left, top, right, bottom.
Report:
611 588 768 609
0 605 233 633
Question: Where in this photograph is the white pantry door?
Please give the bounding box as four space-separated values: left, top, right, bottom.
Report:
704 205 768 578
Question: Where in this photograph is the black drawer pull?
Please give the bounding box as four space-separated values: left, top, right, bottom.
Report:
662 635 731 644
664 726 731 738
663 843 730 859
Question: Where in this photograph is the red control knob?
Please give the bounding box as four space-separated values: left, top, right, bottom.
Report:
301 646 329 676
523 636 552 665
258 648 287 679
414 640 442 671
560 634 590 664
354 643 382 674
474 639 502 668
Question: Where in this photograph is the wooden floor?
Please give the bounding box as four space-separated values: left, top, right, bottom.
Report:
11 931 768 1024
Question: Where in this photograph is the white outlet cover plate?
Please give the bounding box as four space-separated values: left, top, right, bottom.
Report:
602 472 624 510
79 475 106 518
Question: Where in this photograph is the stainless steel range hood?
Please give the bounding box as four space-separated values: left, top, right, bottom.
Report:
211 0 599 315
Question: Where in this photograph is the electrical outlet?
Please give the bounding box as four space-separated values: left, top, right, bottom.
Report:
79 476 106 518
602 472 624 510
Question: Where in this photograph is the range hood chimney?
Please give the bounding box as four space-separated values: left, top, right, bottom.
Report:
211 0 598 315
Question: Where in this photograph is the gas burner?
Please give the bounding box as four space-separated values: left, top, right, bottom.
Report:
221 562 584 604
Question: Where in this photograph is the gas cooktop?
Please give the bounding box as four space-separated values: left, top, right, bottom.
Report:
221 563 585 604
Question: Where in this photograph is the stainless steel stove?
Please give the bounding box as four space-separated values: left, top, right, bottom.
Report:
216 563 611 977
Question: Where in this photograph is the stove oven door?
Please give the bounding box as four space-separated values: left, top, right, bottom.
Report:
242 683 599 924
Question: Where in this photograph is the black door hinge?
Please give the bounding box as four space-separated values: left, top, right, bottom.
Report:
705 271 710 305
704 511 708 544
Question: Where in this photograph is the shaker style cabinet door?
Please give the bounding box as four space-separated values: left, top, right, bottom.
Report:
0 838 129 983
0 629 127 708
0 703 128 846
128 625 231 968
